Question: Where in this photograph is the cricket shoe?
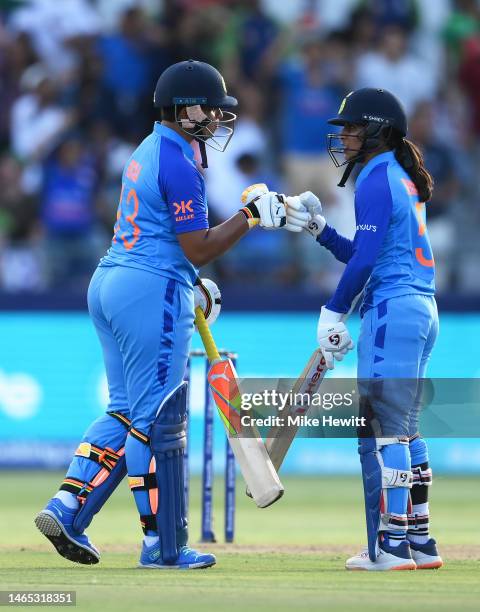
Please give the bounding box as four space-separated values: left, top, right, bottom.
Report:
139 542 216 570
35 498 100 565
346 540 416 571
409 538 443 569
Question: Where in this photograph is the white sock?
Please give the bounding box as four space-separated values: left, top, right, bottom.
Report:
144 535 159 547
54 490 79 510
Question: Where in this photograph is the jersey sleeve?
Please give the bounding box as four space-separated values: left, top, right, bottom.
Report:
158 139 209 234
326 163 393 314
317 225 354 264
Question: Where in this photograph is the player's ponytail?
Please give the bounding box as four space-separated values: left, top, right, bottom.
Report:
391 134 434 202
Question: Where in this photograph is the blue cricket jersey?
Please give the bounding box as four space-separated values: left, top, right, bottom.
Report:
101 123 209 287
318 151 435 314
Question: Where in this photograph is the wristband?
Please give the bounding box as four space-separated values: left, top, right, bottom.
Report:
239 201 260 228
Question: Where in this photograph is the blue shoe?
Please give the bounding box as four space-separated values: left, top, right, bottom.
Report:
139 541 216 570
409 538 443 569
35 498 100 565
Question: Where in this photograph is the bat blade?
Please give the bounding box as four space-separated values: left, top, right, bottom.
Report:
207 358 242 435
265 349 328 469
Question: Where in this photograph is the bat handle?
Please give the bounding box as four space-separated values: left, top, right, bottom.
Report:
195 306 221 363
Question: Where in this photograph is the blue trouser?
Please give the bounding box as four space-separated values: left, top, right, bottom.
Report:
358 294 439 437
64 265 194 536
357 294 438 547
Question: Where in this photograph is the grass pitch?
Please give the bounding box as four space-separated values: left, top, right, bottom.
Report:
0 472 479 611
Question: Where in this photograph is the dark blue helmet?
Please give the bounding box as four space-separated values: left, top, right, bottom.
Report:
328 87 407 136
327 88 407 186
153 60 237 168
154 59 238 109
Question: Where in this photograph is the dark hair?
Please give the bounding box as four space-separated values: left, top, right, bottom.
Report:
160 106 176 121
390 132 434 202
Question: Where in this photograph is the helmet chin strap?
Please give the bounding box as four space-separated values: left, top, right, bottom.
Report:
180 105 211 168
198 140 208 169
337 124 386 187
338 160 356 187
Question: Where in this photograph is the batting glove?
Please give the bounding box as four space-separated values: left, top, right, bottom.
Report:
316 306 354 370
240 183 286 229
284 196 311 232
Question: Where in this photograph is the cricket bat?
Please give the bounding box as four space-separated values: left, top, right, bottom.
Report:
245 348 328 499
264 348 328 469
194 306 284 508
257 300 358 482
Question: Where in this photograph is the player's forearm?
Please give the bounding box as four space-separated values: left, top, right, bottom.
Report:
184 213 250 267
326 258 372 314
318 225 354 264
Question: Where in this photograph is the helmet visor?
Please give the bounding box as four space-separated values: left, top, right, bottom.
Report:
326 129 366 168
176 105 236 152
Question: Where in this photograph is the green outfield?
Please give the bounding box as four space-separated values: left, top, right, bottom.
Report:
0 472 479 611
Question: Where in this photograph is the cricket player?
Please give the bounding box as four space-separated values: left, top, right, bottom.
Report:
298 88 442 570
35 60 309 569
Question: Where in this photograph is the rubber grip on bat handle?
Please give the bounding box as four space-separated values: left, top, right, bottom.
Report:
194 306 220 363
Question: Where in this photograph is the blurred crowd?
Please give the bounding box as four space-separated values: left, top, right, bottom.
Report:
0 0 479 295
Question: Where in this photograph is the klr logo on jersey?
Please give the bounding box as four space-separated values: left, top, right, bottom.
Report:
356 224 377 232
174 200 195 222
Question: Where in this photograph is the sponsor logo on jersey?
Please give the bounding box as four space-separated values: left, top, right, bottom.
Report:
173 199 194 222
356 224 377 232
126 159 142 183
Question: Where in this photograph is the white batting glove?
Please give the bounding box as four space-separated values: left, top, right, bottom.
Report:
298 191 323 217
194 278 221 326
316 306 354 370
306 214 327 238
240 183 286 229
296 191 326 238
284 196 311 232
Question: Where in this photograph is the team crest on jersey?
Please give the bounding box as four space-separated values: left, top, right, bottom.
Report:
173 199 194 222
126 159 142 183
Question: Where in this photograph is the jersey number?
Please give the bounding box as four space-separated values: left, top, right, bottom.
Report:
414 202 434 268
113 184 141 250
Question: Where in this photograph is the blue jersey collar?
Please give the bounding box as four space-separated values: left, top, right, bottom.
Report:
154 122 195 160
356 150 395 186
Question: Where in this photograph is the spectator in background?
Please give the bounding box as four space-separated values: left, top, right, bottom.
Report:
7 0 101 78
0 30 38 148
10 64 76 164
443 0 480 66
343 8 378 56
408 101 460 290
224 0 279 84
96 6 160 138
40 135 105 290
458 34 480 139
276 31 345 204
355 24 436 115
358 0 419 31
0 153 45 292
